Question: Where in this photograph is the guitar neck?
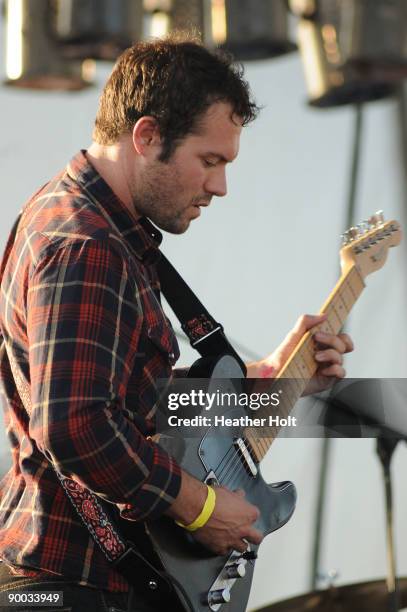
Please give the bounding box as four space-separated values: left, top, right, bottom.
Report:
244 264 365 463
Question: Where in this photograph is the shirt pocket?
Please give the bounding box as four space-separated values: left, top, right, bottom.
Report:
147 317 180 367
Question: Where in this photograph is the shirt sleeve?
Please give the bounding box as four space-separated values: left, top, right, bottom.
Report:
27 236 181 521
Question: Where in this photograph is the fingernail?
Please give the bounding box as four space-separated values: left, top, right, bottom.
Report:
315 352 324 360
314 332 326 341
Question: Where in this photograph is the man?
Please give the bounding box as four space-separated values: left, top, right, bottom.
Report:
0 37 352 611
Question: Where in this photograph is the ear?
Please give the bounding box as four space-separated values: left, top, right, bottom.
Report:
132 116 162 157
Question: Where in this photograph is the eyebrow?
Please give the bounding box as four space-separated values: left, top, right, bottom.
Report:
204 152 234 163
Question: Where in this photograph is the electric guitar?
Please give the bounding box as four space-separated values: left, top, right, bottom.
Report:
122 213 401 612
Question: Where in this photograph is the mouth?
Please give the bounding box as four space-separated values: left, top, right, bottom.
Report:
190 198 211 220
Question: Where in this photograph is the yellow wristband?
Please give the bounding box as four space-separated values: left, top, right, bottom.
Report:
175 485 216 532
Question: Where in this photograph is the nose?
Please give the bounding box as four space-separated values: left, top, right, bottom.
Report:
205 166 227 198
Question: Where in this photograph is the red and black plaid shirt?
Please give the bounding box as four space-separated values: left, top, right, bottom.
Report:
0 151 182 591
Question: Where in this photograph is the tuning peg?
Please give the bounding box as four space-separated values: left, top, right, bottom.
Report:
357 221 369 234
341 230 353 244
341 227 358 244
368 210 385 226
348 227 360 240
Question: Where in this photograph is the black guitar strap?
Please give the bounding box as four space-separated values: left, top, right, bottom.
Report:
157 252 246 374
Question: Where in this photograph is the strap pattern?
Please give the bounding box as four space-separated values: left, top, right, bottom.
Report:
59 476 126 561
3 339 127 563
182 314 218 343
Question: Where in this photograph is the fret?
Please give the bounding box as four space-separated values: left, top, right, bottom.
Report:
298 345 316 373
330 301 345 327
319 318 335 334
279 382 299 412
336 291 349 318
284 363 300 380
340 283 354 311
347 267 365 298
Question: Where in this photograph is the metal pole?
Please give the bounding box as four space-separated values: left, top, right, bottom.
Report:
310 103 364 590
376 436 400 612
396 84 407 216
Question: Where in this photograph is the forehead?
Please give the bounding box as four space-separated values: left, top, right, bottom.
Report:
182 102 243 161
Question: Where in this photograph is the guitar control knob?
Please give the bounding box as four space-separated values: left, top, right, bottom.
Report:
209 588 231 605
226 563 246 579
242 550 258 560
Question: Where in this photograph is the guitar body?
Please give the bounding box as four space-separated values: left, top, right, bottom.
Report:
124 355 297 612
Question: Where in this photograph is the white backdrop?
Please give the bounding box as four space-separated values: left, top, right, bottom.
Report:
0 22 407 611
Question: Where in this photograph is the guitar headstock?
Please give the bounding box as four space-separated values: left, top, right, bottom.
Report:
340 211 402 278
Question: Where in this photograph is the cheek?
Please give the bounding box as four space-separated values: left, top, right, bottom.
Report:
184 167 205 192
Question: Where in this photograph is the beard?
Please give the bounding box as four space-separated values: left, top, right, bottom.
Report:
130 158 208 234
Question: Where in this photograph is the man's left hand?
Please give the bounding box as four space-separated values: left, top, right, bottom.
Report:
246 313 354 395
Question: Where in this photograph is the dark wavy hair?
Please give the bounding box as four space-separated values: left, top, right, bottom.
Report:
93 34 259 161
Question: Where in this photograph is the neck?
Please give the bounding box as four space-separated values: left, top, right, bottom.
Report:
245 263 365 462
86 142 140 220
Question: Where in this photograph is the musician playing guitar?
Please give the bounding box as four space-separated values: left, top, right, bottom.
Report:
0 36 353 612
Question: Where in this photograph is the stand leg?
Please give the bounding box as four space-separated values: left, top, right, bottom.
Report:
377 436 400 612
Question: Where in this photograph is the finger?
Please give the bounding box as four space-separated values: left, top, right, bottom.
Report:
233 489 246 498
338 333 354 353
248 504 260 522
242 526 264 546
234 539 249 553
318 364 346 378
315 348 343 366
314 332 347 354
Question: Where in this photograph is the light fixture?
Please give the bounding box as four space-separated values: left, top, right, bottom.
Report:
291 0 407 107
4 0 94 90
144 0 296 61
52 0 144 61
213 0 296 61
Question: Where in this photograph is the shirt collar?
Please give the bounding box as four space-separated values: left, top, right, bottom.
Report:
66 150 162 264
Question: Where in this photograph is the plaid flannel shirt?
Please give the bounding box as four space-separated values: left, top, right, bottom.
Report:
0 151 182 591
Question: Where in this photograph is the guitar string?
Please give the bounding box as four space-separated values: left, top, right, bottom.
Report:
215 438 257 487
222 458 253 490
212 443 247 486
213 446 236 476
217 445 245 483
221 444 254 488
215 446 241 482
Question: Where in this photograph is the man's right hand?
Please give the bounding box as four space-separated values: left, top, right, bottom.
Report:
192 487 263 555
165 469 263 556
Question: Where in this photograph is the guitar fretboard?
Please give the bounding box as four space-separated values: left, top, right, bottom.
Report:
244 264 365 463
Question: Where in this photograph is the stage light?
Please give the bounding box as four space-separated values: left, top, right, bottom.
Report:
291 0 407 107
144 0 296 61
52 0 143 60
214 0 296 61
4 0 94 90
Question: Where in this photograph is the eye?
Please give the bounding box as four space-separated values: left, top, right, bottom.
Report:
203 158 217 168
